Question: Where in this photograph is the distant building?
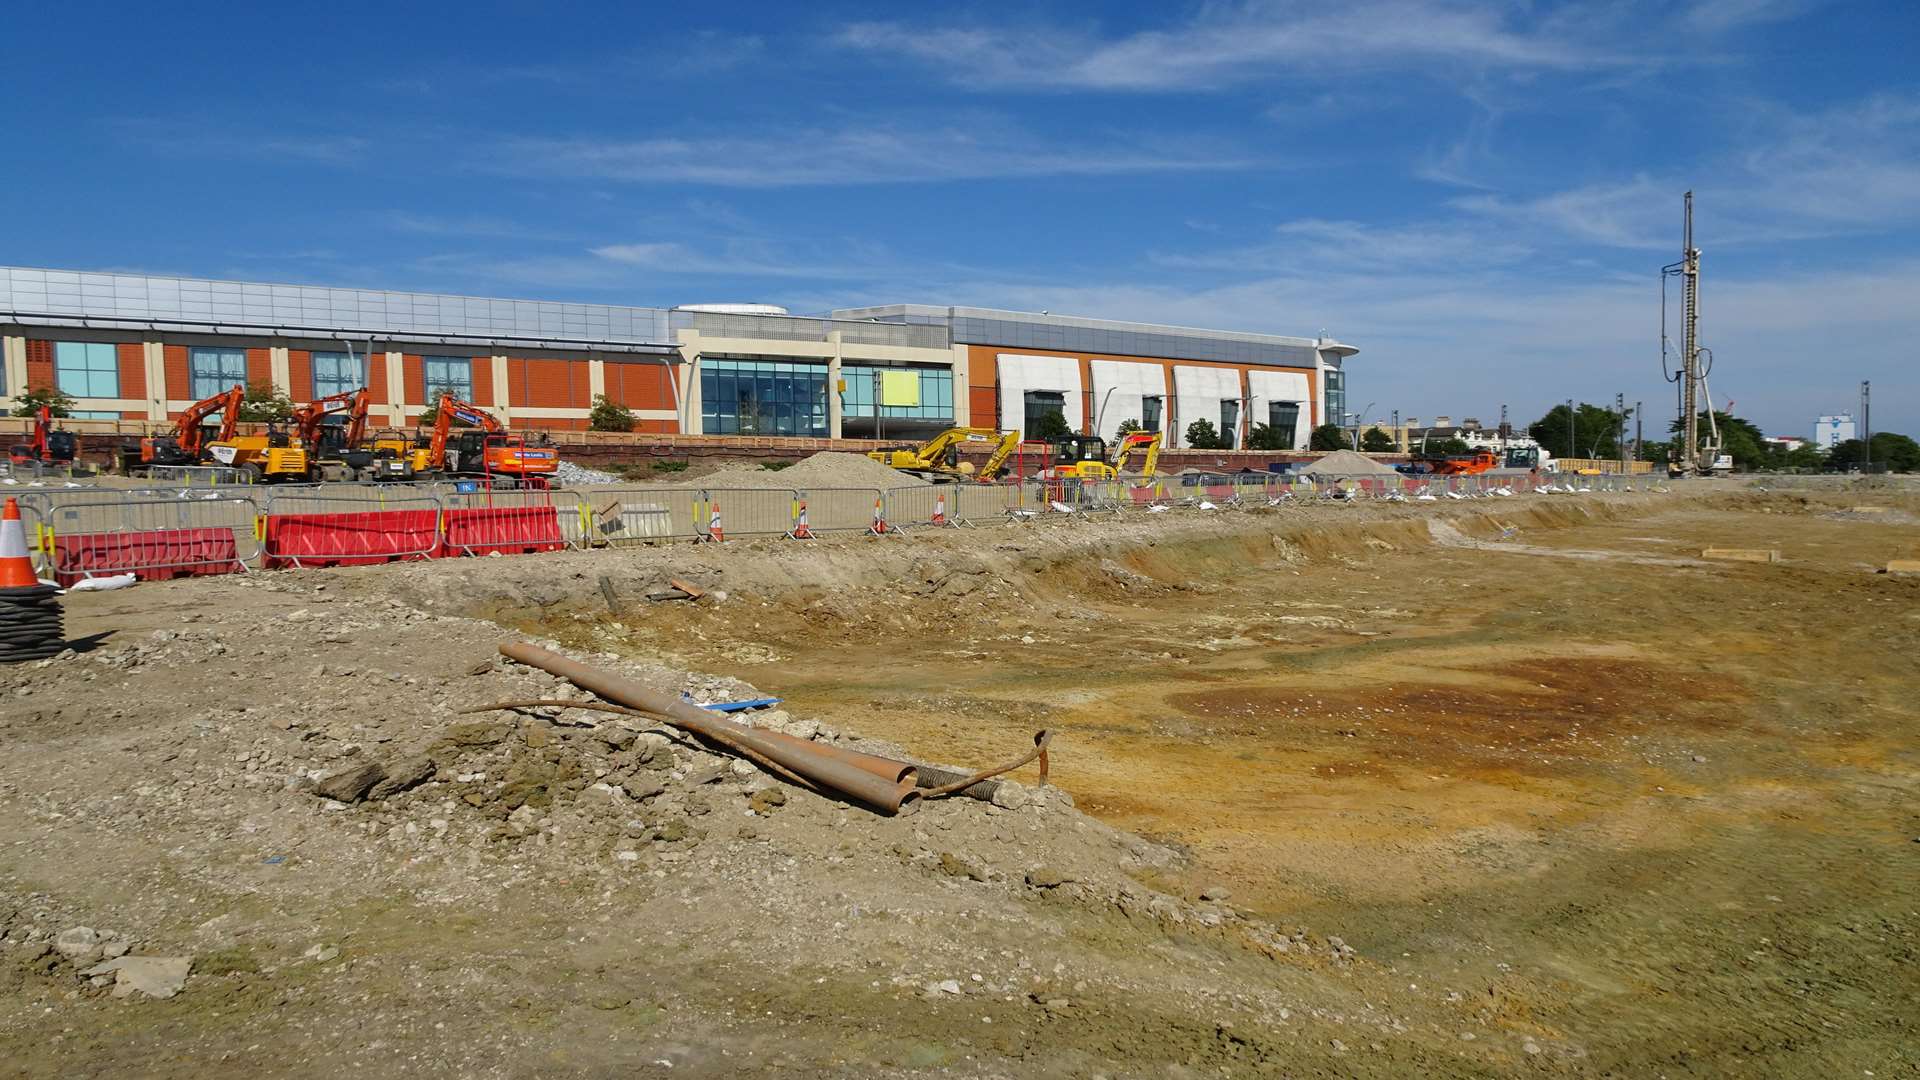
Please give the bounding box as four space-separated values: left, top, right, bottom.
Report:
1814 414 1855 449
1765 436 1809 452
0 266 1357 449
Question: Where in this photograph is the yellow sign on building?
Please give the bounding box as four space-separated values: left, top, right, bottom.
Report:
881 369 920 407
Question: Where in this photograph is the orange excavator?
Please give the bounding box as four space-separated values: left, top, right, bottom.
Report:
120 385 242 474
421 393 558 481
8 406 78 468
292 387 372 481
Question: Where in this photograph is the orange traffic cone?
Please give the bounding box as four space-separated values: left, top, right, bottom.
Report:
868 495 888 535
707 500 725 543
932 491 948 527
788 498 814 540
0 497 39 588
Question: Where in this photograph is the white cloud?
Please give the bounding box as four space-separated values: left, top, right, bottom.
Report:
481 122 1251 187
1683 0 1815 30
835 1 1658 92
1449 91 1920 248
1156 218 1533 272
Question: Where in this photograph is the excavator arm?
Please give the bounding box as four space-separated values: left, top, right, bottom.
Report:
292 387 372 451
1111 432 1162 479
425 393 503 470
175 386 243 455
976 431 1019 481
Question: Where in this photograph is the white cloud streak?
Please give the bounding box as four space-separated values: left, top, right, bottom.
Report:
835 1 1661 92
483 123 1251 187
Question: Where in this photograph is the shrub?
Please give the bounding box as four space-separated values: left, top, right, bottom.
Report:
11 385 76 418
588 393 636 432
1184 418 1225 450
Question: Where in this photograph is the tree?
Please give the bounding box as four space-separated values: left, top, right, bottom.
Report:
1827 433 1920 473
1245 421 1292 451
1359 426 1396 452
1530 403 1631 461
1432 437 1472 456
1115 418 1144 437
1309 422 1348 451
1184 417 1225 450
10 385 76 418
1780 443 1827 471
1028 410 1072 442
1667 411 1767 469
589 393 636 433
238 381 295 423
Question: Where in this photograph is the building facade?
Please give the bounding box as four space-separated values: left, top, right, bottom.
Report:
1813 414 1855 449
0 267 1355 446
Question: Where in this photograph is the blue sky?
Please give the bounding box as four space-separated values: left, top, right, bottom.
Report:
5 1 1915 436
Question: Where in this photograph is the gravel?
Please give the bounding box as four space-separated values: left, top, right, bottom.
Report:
554 460 620 486
1300 449 1401 477
686 451 930 491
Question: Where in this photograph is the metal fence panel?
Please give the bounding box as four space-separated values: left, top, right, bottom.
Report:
572 487 707 545
794 487 887 533
700 487 798 538
29 490 261 583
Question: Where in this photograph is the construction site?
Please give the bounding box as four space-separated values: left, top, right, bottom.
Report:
0 419 1916 1077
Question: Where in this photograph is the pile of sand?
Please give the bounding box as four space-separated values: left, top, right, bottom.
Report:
1300 449 1401 477
690 451 930 490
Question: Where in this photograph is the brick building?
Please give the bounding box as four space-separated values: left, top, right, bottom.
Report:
1 267 1356 448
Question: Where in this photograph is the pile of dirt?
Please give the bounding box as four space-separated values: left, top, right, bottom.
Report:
1300 449 1401 477
692 450 929 490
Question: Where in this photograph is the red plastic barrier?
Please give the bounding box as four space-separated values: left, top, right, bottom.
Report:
51 528 243 586
439 506 565 556
263 510 441 569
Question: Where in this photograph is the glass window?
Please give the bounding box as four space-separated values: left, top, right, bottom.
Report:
699 356 828 437
1141 396 1163 434
189 346 248 400
843 364 955 422
1220 399 1240 450
1267 402 1300 449
54 342 119 399
312 351 365 399
1323 368 1346 429
424 357 473 402
1024 390 1065 435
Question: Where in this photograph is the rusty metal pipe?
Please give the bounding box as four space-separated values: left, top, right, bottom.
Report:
498 643 918 815
749 727 916 784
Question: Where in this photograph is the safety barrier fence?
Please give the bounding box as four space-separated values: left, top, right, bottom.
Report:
14 470 1638 583
22 490 261 586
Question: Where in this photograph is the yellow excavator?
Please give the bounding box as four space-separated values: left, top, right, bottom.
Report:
868 426 1019 483
1046 431 1163 481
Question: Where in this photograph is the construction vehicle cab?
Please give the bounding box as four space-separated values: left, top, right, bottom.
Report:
1044 431 1162 482
867 427 1018 483
207 419 310 483
366 430 429 482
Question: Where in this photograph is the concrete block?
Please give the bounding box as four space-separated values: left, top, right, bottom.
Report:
1701 548 1780 564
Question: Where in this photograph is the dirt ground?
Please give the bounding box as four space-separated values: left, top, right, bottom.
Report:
2 481 1916 1077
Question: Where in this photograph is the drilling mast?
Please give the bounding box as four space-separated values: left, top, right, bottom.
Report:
1663 192 1713 476
1680 193 1700 473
